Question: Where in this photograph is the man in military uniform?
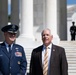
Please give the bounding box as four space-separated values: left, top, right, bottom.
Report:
0 24 27 75
70 21 76 41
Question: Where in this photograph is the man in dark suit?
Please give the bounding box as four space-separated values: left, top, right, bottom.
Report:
0 24 27 75
70 21 76 41
29 28 68 75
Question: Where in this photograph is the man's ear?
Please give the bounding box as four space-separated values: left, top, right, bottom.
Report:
4 32 6 35
51 35 53 39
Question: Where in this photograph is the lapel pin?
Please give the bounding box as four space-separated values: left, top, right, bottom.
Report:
15 48 19 51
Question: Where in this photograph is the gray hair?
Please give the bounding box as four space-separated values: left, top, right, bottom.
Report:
41 28 51 36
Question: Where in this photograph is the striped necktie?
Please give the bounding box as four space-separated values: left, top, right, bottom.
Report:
43 47 48 75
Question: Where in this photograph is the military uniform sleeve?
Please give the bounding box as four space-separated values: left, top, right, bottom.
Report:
29 50 35 75
20 47 27 75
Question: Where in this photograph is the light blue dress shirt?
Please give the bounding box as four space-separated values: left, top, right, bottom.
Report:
5 42 13 52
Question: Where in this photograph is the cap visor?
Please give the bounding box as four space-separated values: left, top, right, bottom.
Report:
8 31 17 33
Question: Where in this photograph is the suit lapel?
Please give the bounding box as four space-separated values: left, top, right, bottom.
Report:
39 46 43 69
50 44 56 65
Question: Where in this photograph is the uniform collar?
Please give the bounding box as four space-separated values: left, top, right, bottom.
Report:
4 42 13 48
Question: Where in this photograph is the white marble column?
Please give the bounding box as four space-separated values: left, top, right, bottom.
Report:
45 0 60 44
16 0 35 48
67 18 72 41
19 0 34 40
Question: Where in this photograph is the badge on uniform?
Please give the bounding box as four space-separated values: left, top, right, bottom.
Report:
15 52 22 57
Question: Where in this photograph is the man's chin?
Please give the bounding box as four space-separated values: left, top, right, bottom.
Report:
10 39 15 42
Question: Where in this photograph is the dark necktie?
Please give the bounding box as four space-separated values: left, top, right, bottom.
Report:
8 45 11 56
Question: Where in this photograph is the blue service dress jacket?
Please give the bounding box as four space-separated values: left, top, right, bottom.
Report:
0 42 27 75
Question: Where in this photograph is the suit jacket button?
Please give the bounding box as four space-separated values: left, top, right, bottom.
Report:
10 73 11 75
10 67 11 69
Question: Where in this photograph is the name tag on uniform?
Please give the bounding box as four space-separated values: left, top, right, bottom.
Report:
15 52 22 57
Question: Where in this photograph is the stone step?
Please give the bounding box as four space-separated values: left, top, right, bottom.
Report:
68 64 76 67
68 73 76 75
67 58 76 61
67 60 76 63
69 70 76 72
